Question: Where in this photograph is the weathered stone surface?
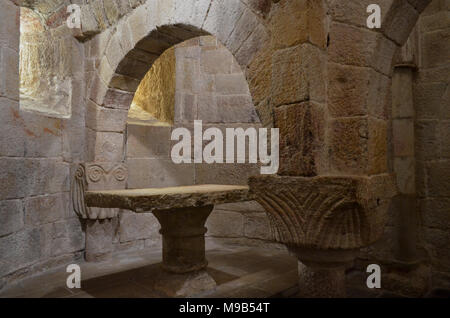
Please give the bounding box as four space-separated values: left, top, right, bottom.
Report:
0 200 23 237
85 218 115 262
329 117 387 175
24 193 67 226
422 198 450 231
90 131 124 162
393 119 415 157
0 98 25 157
248 174 397 249
127 158 195 189
86 101 128 133
421 29 450 68
86 184 254 212
244 213 271 240
272 44 326 107
275 102 326 176
50 219 84 257
394 157 416 194
415 120 440 160
0 229 40 277
195 163 260 185
426 161 450 197
119 211 161 243
206 210 244 238
126 125 171 159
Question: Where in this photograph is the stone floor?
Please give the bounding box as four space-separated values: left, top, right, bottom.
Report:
0 241 424 298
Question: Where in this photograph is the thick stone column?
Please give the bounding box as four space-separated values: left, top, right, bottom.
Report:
249 174 396 298
153 205 213 273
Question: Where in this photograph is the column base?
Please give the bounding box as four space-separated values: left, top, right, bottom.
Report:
290 247 358 298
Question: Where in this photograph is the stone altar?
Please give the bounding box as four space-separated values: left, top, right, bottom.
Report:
85 184 253 296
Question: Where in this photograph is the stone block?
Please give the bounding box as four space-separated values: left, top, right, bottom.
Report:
424 228 450 271
202 0 245 45
394 157 415 194
127 158 195 188
422 198 450 231
244 213 271 240
275 102 326 176
0 98 25 157
368 117 388 175
174 93 197 123
0 200 23 237
415 120 439 160
382 0 419 45
269 0 308 49
329 118 368 175
326 0 393 28
126 124 171 159
215 201 265 213
24 193 67 227
0 229 40 277
414 82 447 119
246 47 272 106
119 211 161 242
421 29 450 68
420 11 450 32
206 210 244 238
20 112 63 158
441 121 450 158
26 159 70 196
426 160 450 197
0 0 20 50
328 22 378 68
272 44 326 107
195 163 260 185
225 8 260 54
0 47 19 100
91 131 124 162
392 119 415 157
213 95 259 123
215 74 249 95
328 63 370 117
86 101 128 133
51 219 84 257
234 23 269 68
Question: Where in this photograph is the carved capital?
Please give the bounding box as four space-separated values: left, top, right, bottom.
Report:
72 163 128 220
248 174 397 251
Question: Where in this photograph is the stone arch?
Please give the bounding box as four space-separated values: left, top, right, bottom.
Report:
87 0 270 162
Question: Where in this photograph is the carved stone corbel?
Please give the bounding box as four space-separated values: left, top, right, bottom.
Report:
249 174 397 297
71 162 128 262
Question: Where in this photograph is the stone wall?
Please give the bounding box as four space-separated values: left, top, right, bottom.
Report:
415 0 450 277
0 0 87 289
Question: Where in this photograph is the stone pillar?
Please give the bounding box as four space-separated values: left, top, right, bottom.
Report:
72 163 127 262
391 27 420 266
153 205 213 273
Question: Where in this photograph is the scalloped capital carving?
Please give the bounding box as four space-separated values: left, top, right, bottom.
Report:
72 163 128 220
248 174 397 251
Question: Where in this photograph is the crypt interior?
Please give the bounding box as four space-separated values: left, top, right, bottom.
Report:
0 0 449 298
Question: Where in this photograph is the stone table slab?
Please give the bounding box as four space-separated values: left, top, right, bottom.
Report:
85 184 254 212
